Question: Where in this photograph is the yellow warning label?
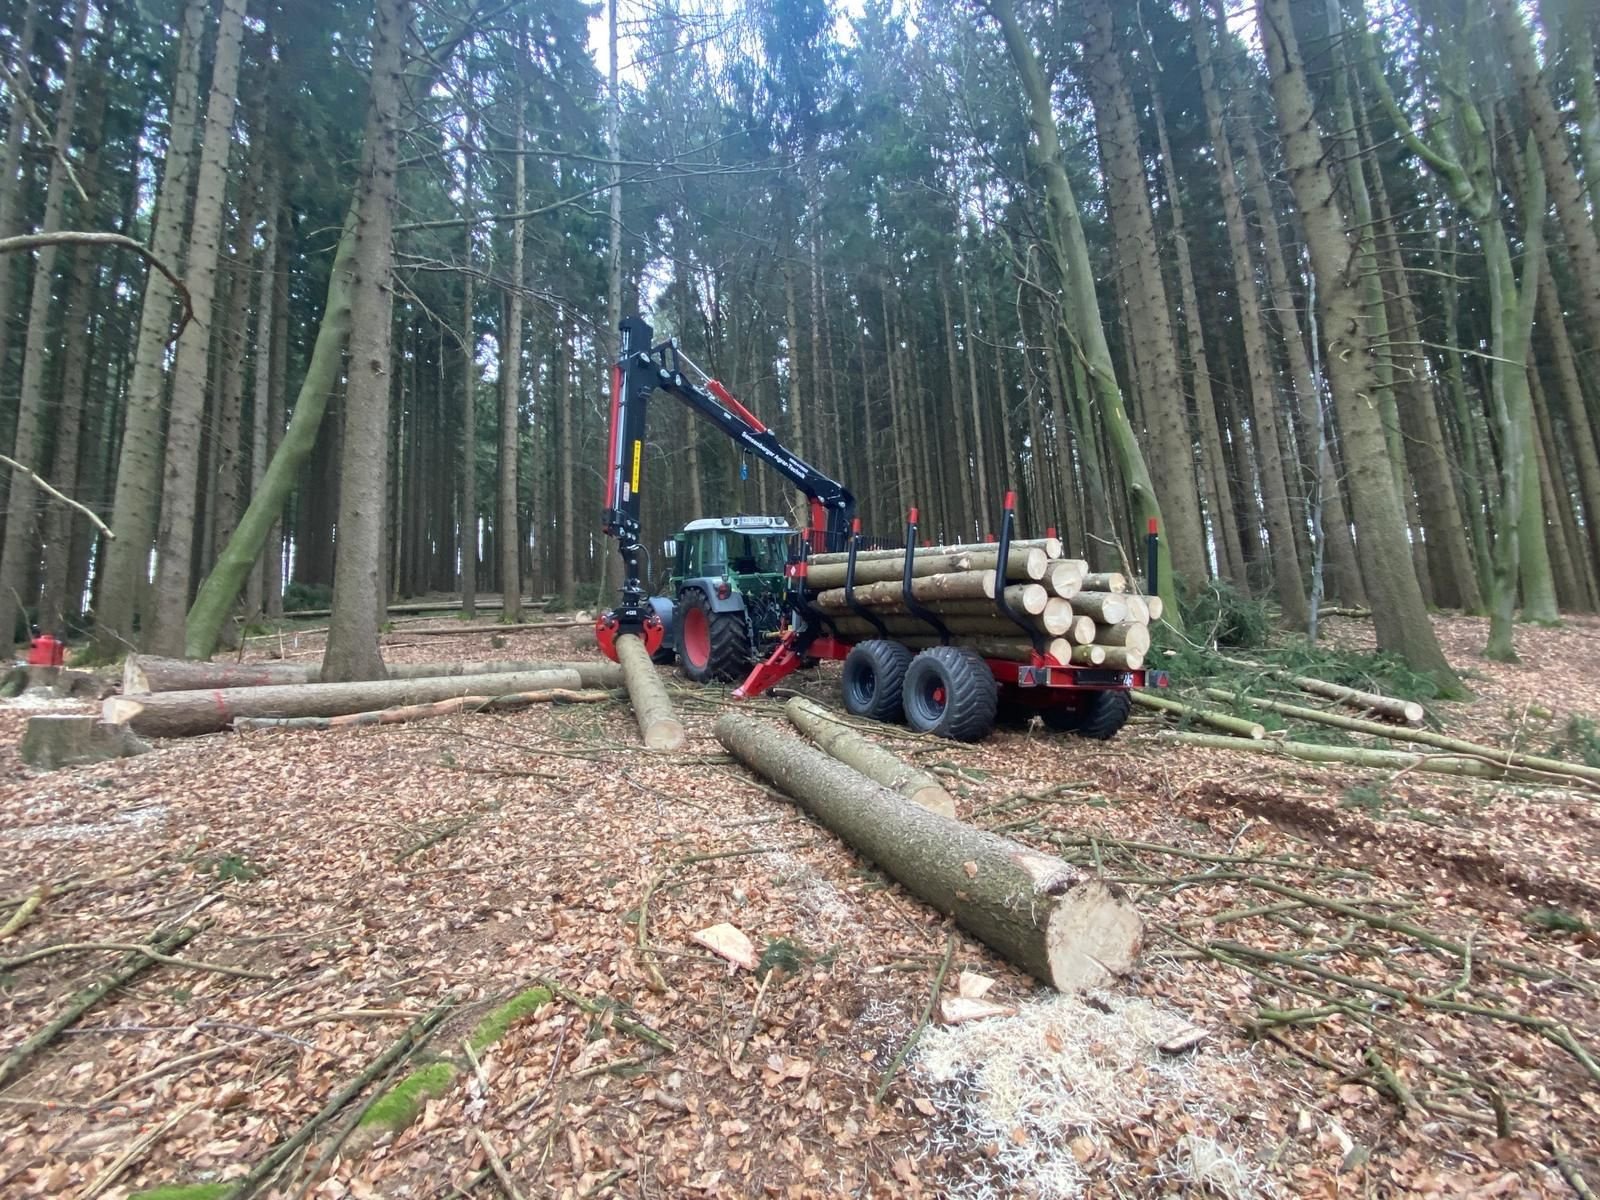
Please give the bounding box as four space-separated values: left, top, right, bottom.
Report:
630 440 642 491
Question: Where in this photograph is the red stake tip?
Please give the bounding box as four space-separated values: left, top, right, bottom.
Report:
1004 491 1016 510
1147 517 1159 535
907 507 919 524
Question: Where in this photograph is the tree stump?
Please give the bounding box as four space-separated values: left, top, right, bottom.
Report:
21 716 150 769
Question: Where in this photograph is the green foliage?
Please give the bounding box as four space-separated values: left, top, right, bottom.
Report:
196 853 264 884
758 937 812 979
357 1061 458 1130
283 582 332 612
1339 785 1386 812
1557 718 1600 768
467 986 551 1053
1524 907 1592 935
1180 580 1272 649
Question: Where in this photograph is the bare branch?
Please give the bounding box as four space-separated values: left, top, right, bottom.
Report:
0 231 194 341
0 453 113 540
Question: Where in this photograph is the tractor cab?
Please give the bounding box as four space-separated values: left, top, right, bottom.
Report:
658 516 797 682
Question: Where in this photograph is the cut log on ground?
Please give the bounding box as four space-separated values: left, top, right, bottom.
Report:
615 634 685 751
784 697 957 818
1275 672 1425 726
122 655 622 694
101 668 585 738
714 713 1143 990
1131 693 1264 739
233 689 611 732
21 716 151 769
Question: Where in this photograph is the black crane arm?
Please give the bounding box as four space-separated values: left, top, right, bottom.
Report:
601 314 855 623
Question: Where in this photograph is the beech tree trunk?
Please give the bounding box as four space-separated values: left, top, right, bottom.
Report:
122 654 622 694
714 713 1143 991
1256 0 1457 687
104 667 586 738
322 0 411 682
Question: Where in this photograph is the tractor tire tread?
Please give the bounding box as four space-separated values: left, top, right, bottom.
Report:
841 639 914 723
901 645 998 742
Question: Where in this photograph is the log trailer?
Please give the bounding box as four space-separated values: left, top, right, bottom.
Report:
596 314 1166 741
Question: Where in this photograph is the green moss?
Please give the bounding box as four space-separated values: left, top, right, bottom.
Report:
357 1060 458 1130
127 1184 232 1200
468 986 551 1053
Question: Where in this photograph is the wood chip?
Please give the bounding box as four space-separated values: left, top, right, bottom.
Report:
938 995 1016 1024
691 922 757 970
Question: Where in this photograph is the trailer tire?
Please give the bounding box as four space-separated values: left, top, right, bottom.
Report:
676 590 748 683
1044 690 1131 740
902 646 997 742
841 639 913 723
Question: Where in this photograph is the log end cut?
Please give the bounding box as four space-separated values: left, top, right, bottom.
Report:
1042 879 1144 991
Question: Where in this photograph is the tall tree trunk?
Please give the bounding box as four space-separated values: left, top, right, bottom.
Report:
264 223 288 618
1233 76 1364 606
0 0 89 650
0 0 40 429
1082 0 1205 588
1192 0 1308 627
1256 0 1456 684
244 174 280 618
1488 0 1600 358
783 265 807 464
1537 256 1600 570
940 278 975 537
559 312 577 609
41 54 107 631
959 261 993 530
602 0 623 604
982 0 1183 625
1149 64 1246 589
210 150 262 576
498 71 526 624
145 0 248 656
321 0 410 680
458 131 477 618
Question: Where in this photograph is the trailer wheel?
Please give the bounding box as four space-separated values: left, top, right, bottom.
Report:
842 639 913 723
676 590 748 683
902 646 998 742
1044 690 1132 740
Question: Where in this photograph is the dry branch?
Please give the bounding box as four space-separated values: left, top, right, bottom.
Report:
1274 671 1425 726
0 231 194 338
0 925 201 1092
0 452 113 539
715 713 1142 990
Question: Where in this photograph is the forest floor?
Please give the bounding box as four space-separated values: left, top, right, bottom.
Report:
1 610 1598 1199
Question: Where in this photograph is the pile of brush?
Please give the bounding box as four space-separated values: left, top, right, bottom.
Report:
804 538 1158 668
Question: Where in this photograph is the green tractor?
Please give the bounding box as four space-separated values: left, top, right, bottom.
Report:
655 515 796 682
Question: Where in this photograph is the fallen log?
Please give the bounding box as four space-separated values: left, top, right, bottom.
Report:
1161 731 1579 785
232 689 611 732
122 654 621 694
102 668 585 738
1202 687 1600 786
396 619 594 636
784 697 956 818
1274 671 1425 726
715 714 1142 990
1131 693 1264 739
615 634 685 751
282 595 549 619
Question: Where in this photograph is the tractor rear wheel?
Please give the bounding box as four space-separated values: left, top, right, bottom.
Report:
901 646 997 742
676 590 749 683
1042 690 1131 740
841 639 914 723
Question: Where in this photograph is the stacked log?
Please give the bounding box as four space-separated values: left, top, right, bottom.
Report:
806 545 1156 669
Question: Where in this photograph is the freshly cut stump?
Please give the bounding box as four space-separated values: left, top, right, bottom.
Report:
784 697 957 818
715 713 1142 990
102 669 585 737
616 633 685 751
21 716 150 769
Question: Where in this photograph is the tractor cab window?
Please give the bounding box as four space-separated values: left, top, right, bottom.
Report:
685 529 788 577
